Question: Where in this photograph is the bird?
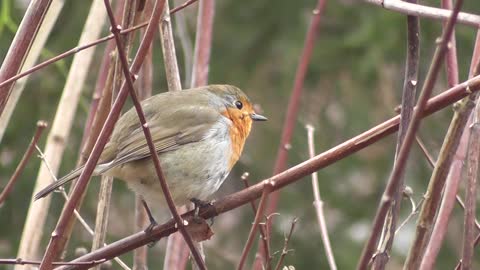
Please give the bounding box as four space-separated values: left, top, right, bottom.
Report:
34 84 266 221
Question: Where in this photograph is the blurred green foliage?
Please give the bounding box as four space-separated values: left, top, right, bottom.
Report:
1 0 480 269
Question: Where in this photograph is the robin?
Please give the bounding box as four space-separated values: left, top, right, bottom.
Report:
35 84 266 221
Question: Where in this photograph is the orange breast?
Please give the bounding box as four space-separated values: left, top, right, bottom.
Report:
222 107 253 169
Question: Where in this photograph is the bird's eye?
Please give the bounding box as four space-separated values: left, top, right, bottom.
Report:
235 100 243 110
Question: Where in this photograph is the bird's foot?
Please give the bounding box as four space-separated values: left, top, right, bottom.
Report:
141 199 160 247
190 198 214 225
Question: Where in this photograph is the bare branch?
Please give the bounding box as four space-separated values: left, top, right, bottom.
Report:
358 0 464 267
273 218 298 270
363 0 480 27
102 0 206 269
37 0 167 268
306 125 336 270
237 181 274 270
259 0 327 267
0 121 47 206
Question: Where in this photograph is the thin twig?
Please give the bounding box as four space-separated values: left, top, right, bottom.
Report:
0 0 197 90
173 0 194 87
0 0 53 115
359 0 464 267
57 73 480 269
395 192 424 235
0 258 107 266
133 2 153 269
19 0 109 265
91 2 140 268
273 218 298 270
415 136 480 231
158 0 187 268
170 0 199 14
103 0 206 269
190 0 215 87
240 172 271 262
35 145 131 270
0 121 47 206
237 181 274 270
363 0 480 27
441 0 459 88
159 0 182 91
461 112 480 269
260 0 327 268
0 1 63 143
37 0 166 268
306 125 336 270
419 29 480 270
371 1 420 267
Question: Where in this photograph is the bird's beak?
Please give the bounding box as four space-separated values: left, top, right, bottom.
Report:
250 113 268 121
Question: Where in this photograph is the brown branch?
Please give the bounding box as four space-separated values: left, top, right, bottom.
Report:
0 0 197 91
306 125 336 270
273 218 298 270
419 26 480 270
359 0 464 267
170 0 199 14
103 0 206 269
190 0 215 87
259 0 327 267
0 0 53 116
0 121 47 206
134 3 153 269
442 0 459 88
237 181 273 270
363 0 480 27
57 73 480 270
92 2 138 266
0 258 106 266
159 0 182 91
240 172 271 263
37 0 167 268
461 117 480 270
460 49 480 268
0 23 147 90
371 0 420 267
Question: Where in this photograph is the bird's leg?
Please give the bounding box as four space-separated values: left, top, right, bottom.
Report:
141 199 158 233
190 198 213 225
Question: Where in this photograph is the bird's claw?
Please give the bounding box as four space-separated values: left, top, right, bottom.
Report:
190 198 214 225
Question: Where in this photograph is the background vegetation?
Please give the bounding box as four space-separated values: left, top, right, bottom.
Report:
1 0 480 269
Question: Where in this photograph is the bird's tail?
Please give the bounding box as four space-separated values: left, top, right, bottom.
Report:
33 163 109 201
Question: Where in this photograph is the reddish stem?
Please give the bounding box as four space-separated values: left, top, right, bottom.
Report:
0 0 53 115
37 1 166 268
259 0 327 267
0 121 47 206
